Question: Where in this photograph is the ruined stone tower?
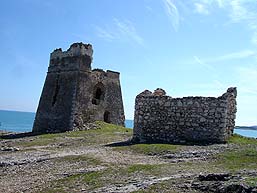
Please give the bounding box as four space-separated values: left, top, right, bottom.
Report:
33 43 125 133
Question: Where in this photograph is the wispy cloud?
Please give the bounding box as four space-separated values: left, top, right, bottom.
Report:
229 0 256 23
193 0 224 15
194 3 209 15
95 26 115 41
227 1 257 45
193 0 257 45
113 19 144 46
192 55 226 95
216 0 225 8
193 56 214 71
95 18 144 46
191 50 257 65
216 50 257 61
162 0 180 31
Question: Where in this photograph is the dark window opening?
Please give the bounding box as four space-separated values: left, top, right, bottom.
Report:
52 75 60 106
104 111 111 123
95 88 102 100
92 83 105 105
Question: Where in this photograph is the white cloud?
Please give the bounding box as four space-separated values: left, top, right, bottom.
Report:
226 1 257 45
113 19 144 46
194 3 209 15
192 50 257 65
95 26 115 41
162 0 180 31
216 0 225 8
216 50 257 61
193 0 257 45
193 56 215 71
193 0 225 12
95 19 144 46
229 0 246 22
192 56 225 95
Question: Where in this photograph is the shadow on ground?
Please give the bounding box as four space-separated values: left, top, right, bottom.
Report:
0 132 39 139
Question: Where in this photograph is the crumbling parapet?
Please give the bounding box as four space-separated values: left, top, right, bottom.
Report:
48 43 93 73
133 87 237 144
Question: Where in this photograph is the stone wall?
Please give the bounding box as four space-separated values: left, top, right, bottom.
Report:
133 88 237 144
33 43 125 133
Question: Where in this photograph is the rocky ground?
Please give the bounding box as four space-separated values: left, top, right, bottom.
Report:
0 122 257 193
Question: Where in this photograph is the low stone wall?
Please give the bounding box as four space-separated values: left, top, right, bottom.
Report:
133 88 237 144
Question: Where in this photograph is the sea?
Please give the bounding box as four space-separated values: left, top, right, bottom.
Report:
0 110 257 138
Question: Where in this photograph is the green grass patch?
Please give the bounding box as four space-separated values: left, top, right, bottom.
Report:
15 121 132 147
124 163 181 177
76 121 132 144
127 164 160 174
245 177 257 186
81 171 103 187
132 180 185 193
228 134 257 145
41 170 106 193
16 137 57 147
41 163 171 193
54 155 102 166
216 148 257 171
114 143 180 155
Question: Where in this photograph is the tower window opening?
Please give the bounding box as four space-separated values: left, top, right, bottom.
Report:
92 83 105 105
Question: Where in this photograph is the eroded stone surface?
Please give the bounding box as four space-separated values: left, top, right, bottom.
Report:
133 87 237 144
33 43 125 133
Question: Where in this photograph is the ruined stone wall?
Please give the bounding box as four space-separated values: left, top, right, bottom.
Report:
133 88 237 144
33 43 124 133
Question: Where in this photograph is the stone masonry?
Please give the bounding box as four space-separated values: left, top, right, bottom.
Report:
133 87 237 144
33 43 125 133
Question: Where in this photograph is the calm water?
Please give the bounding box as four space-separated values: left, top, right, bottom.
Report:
0 110 256 138
234 129 257 138
0 110 35 133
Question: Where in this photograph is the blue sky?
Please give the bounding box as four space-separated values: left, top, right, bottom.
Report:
0 0 257 126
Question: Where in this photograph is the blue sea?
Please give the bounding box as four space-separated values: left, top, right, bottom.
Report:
0 110 35 133
0 110 257 139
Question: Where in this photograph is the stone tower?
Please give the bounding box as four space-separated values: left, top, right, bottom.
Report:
33 43 125 133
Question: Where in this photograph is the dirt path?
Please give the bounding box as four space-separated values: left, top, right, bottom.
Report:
0 131 256 193
0 136 169 193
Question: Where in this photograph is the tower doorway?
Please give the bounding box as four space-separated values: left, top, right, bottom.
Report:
104 111 111 123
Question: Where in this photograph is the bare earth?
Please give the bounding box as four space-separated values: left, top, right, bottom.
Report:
0 123 257 193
